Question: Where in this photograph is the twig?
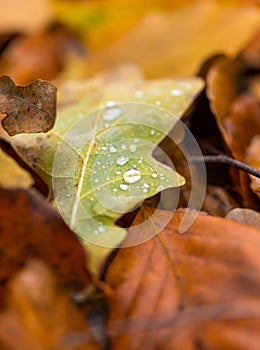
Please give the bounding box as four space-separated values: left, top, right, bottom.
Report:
191 155 260 179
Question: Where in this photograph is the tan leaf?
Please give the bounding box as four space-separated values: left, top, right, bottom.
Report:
106 207 260 349
0 75 56 136
0 260 99 350
0 148 33 188
82 1 260 78
226 208 260 229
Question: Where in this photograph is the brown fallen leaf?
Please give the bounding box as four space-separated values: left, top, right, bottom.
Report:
106 207 260 349
206 56 260 208
0 260 99 350
226 208 260 229
0 75 56 136
0 187 91 307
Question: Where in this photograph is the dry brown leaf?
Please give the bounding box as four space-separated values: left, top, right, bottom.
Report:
106 207 260 349
0 75 57 136
0 260 99 350
206 56 260 208
226 208 260 229
82 1 260 78
0 187 91 307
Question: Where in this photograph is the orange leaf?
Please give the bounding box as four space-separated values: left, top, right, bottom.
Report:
0 187 91 307
106 207 260 349
0 260 98 350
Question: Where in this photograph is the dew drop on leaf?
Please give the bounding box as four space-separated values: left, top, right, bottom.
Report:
129 144 137 152
110 145 117 153
120 184 129 191
170 89 182 96
123 169 141 184
103 106 123 121
117 156 129 166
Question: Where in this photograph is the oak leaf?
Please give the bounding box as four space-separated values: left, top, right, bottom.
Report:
106 207 260 349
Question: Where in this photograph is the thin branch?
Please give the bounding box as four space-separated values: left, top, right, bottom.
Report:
191 155 260 179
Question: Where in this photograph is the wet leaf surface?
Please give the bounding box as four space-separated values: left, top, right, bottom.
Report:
8 72 203 274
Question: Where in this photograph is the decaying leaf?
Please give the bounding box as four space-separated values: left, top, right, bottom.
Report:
0 187 91 306
226 208 260 229
0 260 98 350
106 207 260 349
7 71 203 274
0 148 33 188
0 75 57 136
206 56 260 208
246 135 260 197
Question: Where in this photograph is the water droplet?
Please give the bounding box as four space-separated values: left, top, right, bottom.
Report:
106 177 109 181
151 173 158 178
155 100 161 106
121 144 126 150
106 100 115 107
103 106 123 121
150 129 155 135
138 159 142 164
117 156 129 166
98 225 106 233
94 179 99 183
143 183 150 189
129 144 137 152
101 146 107 150
143 188 148 193
135 90 143 98
110 145 117 153
116 171 122 175
171 89 182 96
123 169 141 184
113 188 118 192
120 184 129 191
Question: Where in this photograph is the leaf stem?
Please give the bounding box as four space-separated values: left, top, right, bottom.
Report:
191 155 260 179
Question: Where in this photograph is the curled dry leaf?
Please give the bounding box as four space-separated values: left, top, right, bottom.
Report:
206 56 260 208
0 75 57 136
226 208 260 229
106 207 260 349
0 260 98 350
0 187 91 307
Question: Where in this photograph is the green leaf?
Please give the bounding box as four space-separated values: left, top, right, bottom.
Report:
9 74 204 275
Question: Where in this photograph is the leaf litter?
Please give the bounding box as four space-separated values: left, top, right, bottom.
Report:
0 1 260 349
